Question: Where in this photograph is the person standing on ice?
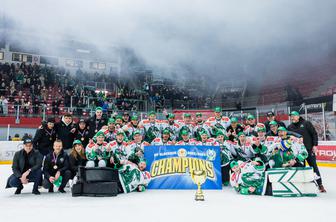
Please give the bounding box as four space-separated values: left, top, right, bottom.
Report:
206 107 231 137
6 138 43 195
287 111 326 193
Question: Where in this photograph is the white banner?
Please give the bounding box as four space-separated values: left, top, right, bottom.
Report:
0 141 23 162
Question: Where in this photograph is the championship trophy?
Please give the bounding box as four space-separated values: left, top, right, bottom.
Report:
191 170 207 201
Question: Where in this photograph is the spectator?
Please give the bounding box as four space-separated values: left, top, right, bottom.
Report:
11 134 22 141
6 138 43 195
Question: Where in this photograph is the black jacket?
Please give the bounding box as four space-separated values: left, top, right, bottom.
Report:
287 117 318 150
226 124 244 141
86 115 108 139
74 128 90 148
54 120 75 150
10 149 43 178
264 120 286 132
69 154 86 174
33 127 56 155
43 150 69 179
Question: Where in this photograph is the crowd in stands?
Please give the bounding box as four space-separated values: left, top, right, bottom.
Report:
0 62 193 116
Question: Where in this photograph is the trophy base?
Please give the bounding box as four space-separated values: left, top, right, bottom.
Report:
195 194 205 201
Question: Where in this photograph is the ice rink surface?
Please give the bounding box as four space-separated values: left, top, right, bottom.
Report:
0 165 335 222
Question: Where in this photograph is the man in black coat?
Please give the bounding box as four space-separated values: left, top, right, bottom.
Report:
6 138 43 195
54 113 76 151
287 111 326 193
33 117 56 156
86 107 107 139
264 111 286 132
42 139 71 193
226 117 244 141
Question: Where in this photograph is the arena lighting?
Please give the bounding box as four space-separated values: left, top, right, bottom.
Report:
76 49 90 53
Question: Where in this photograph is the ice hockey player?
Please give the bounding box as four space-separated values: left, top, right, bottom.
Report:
198 129 219 146
226 117 244 141
269 127 308 168
193 112 211 141
177 113 195 140
127 130 150 165
139 111 162 143
176 130 199 145
206 107 231 137
110 130 132 169
151 129 175 145
161 113 180 142
85 131 110 167
227 132 254 161
122 115 144 141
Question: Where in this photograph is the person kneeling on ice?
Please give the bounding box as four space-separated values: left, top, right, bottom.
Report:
230 158 266 195
43 139 71 193
6 138 43 195
269 127 308 168
118 159 151 193
85 131 111 167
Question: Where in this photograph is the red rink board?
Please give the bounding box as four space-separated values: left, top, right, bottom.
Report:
317 142 336 163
